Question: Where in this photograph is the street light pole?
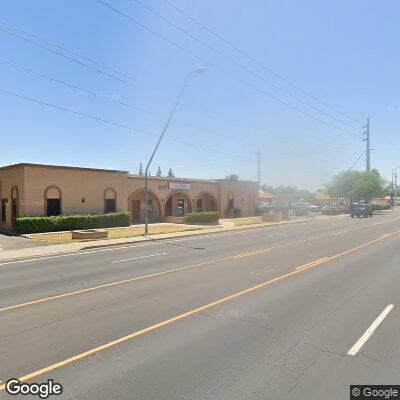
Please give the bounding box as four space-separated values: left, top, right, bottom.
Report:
144 67 206 235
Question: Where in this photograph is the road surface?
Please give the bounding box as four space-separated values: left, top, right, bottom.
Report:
0 211 399 399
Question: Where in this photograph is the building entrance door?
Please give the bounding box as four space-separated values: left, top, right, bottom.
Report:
131 200 141 223
46 199 60 216
165 197 173 217
196 198 203 212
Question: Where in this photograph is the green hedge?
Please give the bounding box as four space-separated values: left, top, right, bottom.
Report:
371 203 391 211
185 212 220 224
321 205 341 215
223 208 242 218
14 212 131 234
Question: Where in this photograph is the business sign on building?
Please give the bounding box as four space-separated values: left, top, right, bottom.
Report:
169 182 191 190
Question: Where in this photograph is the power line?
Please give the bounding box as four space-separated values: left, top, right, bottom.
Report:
0 59 152 112
0 26 126 83
0 58 240 143
0 19 130 80
163 0 363 125
0 23 158 95
2 58 359 160
0 88 255 162
2 6 360 140
94 0 361 139
347 151 366 172
129 0 359 130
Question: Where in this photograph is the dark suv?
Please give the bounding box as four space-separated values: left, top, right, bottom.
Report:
350 202 373 218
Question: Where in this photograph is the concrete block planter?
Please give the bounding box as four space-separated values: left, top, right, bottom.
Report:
163 216 186 224
262 212 282 223
71 229 109 240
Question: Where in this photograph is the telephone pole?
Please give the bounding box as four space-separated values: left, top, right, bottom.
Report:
392 164 400 208
363 118 371 172
257 149 261 188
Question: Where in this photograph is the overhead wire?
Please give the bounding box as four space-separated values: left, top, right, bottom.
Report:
94 0 361 140
129 0 359 130
163 0 363 125
0 88 255 162
1 58 358 158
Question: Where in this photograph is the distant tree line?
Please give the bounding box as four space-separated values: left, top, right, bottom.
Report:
138 163 175 177
260 184 316 203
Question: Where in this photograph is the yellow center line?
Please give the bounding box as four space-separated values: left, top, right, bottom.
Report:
0 229 398 391
0 218 399 314
295 257 329 270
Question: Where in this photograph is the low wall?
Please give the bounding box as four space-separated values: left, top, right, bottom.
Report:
163 216 186 224
262 212 282 223
72 229 109 240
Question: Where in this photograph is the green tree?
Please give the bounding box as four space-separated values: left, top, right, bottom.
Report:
167 168 175 177
351 170 385 200
326 170 385 200
326 171 363 199
225 174 239 181
156 166 162 177
138 163 143 176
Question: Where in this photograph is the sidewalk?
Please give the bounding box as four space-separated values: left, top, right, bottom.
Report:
0 214 348 263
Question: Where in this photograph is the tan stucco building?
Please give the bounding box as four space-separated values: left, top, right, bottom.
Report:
0 163 259 230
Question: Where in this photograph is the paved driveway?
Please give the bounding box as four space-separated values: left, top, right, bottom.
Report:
0 232 49 251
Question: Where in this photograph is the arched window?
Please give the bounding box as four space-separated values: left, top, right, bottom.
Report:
45 186 62 216
104 188 117 213
11 185 19 219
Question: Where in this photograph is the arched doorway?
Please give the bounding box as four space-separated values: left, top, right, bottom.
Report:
104 188 117 213
11 185 19 220
44 186 62 216
164 191 192 217
194 192 218 212
128 190 161 224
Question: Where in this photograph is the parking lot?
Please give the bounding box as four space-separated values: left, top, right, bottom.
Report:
0 232 49 251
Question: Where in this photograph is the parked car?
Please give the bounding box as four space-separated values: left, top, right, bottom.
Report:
258 202 274 212
350 202 373 218
291 202 319 214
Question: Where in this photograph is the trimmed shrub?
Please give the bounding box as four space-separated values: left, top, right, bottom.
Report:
223 208 242 218
371 203 391 211
254 207 263 216
224 208 234 218
14 212 131 234
321 205 341 215
233 208 242 218
185 212 220 224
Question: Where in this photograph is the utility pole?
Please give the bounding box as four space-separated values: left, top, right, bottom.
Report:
392 164 400 209
363 118 371 172
257 149 261 189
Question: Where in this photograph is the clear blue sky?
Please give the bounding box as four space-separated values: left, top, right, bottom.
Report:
1 0 399 190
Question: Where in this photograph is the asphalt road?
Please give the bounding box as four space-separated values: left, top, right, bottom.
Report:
0 210 399 399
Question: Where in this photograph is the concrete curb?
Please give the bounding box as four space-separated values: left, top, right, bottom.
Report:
0 214 351 263
81 215 347 250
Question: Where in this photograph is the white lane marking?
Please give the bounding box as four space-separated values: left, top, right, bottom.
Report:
0 217 374 267
254 268 274 276
111 252 168 264
0 231 260 267
347 304 394 356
